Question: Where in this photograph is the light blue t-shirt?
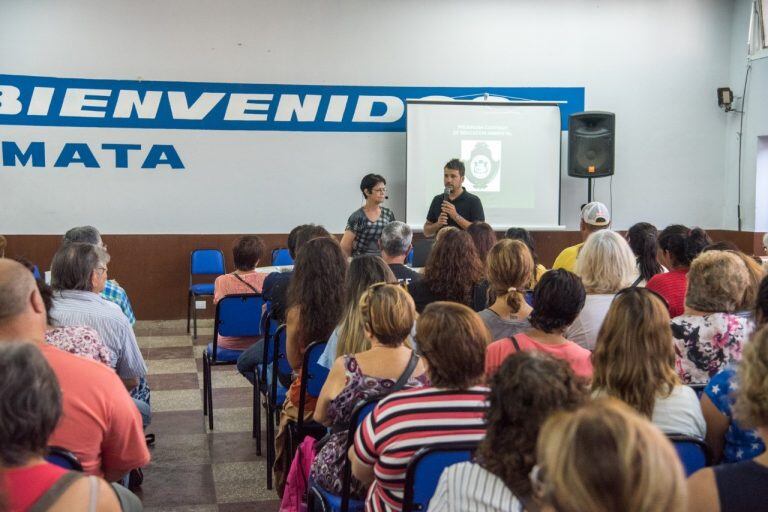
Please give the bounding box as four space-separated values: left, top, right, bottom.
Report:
318 325 419 370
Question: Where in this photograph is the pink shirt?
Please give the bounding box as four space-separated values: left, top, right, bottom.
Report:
485 333 593 379
213 272 267 350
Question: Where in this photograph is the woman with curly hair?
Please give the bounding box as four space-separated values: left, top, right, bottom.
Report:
591 287 705 438
274 236 347 495
688 325 768 512
429 351 586 511
408 228 487 313
485 269 592 379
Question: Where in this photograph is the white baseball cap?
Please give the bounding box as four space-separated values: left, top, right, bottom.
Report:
581 202 611 226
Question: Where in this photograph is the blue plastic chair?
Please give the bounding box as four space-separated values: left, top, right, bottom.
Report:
259 323 291 490
402 442 479 512
309 398 379 512
32 265 42 280
668 434 711 476
45 446 83 471
287 341 331 460
271 248 294 266
187 249 226 339
252 307 279 450
202 293 264 430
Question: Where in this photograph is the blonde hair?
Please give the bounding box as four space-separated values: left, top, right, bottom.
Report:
592 289 679 417
487 239 534 313
685 251 749 313
734 325 768 429
576 230 636 294
730 251 765 311
359 283 415 347
536 398 686 512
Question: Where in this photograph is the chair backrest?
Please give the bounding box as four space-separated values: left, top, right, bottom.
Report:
269 324 293 404
340 398 380 512
45 446 83 471
271 248 294 266
211 294 264 361
403 442 479 512
32 264 42 280
190 249 226 276
411 239 434 268
668 434 711 476
297 341 330 427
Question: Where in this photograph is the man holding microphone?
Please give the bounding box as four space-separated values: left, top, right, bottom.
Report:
423 158 485 237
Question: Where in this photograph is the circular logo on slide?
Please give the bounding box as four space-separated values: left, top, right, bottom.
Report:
466 142 500 190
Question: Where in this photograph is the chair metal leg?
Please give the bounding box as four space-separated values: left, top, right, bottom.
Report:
202 356 208 416
192 293 198 340
186 291 192 334
254 380 263 456
266 404 275 490
207 359 214 430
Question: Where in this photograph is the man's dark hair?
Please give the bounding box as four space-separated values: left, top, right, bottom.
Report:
0 342 62 466
293 224 331 257
529 269 586 333
232 236 265 271
63 225 101 245
51 243 109 292
360 173 386 199
444 158 465 177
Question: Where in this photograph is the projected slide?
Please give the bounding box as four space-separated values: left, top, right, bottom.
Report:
406 101 562 229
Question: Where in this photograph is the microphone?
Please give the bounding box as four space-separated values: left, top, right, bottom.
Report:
443 186 453 201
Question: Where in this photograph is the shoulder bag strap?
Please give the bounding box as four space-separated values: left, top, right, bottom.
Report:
510 335 521 352
232 273 259 294
391 350 420 393
631 275 643 288
29 472 84 512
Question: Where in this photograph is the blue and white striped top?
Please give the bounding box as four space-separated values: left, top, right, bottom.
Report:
50 290 147 379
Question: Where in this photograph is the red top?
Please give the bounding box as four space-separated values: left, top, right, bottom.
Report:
4 462 69 511
485 333 593 379
646 268 689 318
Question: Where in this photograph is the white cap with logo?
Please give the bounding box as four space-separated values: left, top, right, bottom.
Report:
581 201 611 226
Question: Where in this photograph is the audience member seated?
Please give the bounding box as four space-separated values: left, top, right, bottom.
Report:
672 251 753 385
477 239 534 341
729 251 765 315
566 229 637 350
687 325 768 512
591 287 705 438
486 269 592 379
0 259 149 480
237 224 329 385
63 226 136 325
379 221 421 284
552 201 611 273
311 283 428 499
646 225 710 317
350 302 490 512
626 222 666 286
505 227 546 285
274 237 347 495
535 398 686 512
213 235 267 351
16 256 112 365
700 275 768 464
407 229 487 313
430 352 586 511
318 255 396 370
49 243 150 424
0 342 139 511
466 221 497 264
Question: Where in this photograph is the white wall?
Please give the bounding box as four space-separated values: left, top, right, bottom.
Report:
0 0 736 233
722 0 768 232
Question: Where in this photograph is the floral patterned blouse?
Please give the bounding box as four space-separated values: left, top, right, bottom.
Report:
671 313 754 385
45 325 113 366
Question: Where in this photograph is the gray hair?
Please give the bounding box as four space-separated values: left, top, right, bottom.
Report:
0 259 36 322
63 225 102 246
380 221 413 257
0 342 62 466
51 243 110 292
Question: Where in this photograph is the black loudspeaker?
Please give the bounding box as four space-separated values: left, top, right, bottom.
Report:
567 112 615 178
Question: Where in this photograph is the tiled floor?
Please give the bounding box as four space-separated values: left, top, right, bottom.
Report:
134 321 280 511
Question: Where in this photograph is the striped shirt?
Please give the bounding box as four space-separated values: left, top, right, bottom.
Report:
353 386 489 512
429 462 522 512
51 290 147 379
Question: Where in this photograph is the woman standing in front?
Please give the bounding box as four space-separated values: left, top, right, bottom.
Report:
340 174 395 258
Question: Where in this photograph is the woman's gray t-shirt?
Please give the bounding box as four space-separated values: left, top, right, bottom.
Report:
477 309 531 342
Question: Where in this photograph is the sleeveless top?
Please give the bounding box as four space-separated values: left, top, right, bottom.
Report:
714 460 768 512
310 354 428 498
